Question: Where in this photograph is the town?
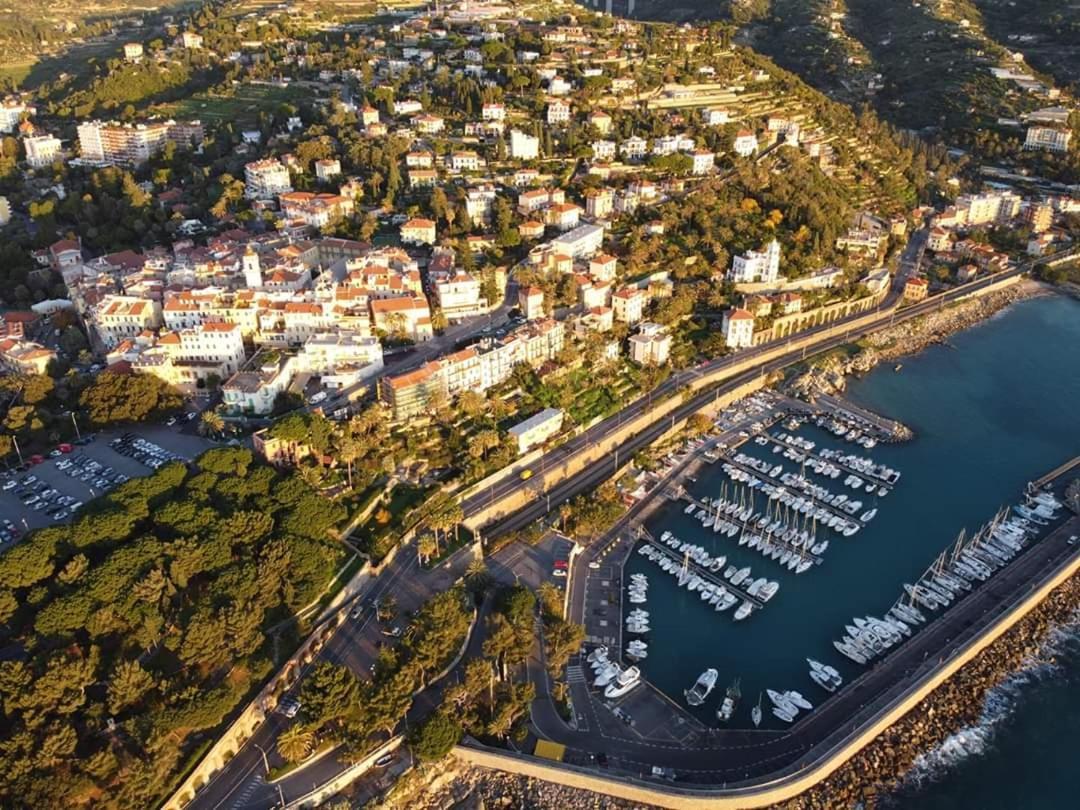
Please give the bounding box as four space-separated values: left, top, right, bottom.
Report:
0 1 1078 809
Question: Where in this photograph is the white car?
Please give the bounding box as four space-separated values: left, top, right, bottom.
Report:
1 480 15 491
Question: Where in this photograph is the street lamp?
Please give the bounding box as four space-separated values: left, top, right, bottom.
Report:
253 743 286 808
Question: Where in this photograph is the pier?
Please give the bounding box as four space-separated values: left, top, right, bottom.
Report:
1032 455 1080 490
677 490 824 567
636 527 764 609
808 393 914 442
757 432 899 488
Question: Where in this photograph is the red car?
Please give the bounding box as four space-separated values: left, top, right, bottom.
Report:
58 443 74 453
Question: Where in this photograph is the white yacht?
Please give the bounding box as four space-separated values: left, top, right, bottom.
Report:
605 666 641 699
685 668 719 707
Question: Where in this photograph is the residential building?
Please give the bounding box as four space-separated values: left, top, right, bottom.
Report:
721 308 755 348
629 322 672 366
546 202 582 231
955 191 1022 227
728 239 781 284
464 185 498 223
482 103 506 121
295 330 384 389
904 277 929 302
1024 126 1072 153
279 192 354 228
591 140 617 161
379 361 447 421
77 119 204 166
519 286 545 320
547 99 572 125
314 158 342 181
733 129 758 158
413 113 445 134
588 110 613 134
361 106 380 126
704 108 730 126
24 134 62 168
245 158 293 199
400 218 436 245
91 295 164 348
621 136 648 160
134 322 246 391
433 271 487 319
585 188 614 219
612 287 647 325
928 227 953 253
409 169 438 188
223 359 294 415
518 187 565 215
551 223 605 259
510 129 540 160
691 149 714 175
180 31 204 48
450 151 481 172
0 99 32 133
589 254 617 281
123 43 144 62
0 338 56 375
370 296 433 341
0 196 8 227
508 408 564 454
406 151 434 169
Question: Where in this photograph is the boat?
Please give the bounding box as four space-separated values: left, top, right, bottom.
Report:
894 364 902 372
810 670 837 692
786 690 813 711
594 663 621 687
685 668 719 707
587 646 608 664
734 601 754 621
751 692 763 728
717 678 741 722
604 666 641 699
772 705 797 723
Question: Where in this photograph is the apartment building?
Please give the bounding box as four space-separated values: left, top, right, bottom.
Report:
24 134 62 168
585 188 614 219
510 129 540 160
450 151 482 172
77 119 204 166
519 286 545 320
733 129 758 158
721 308 755 348
629 322 672 366
612 287 647 325
433 271 488 320
295 330 384 389
223 359 294 415
400 218 437 245
245 158 293 200
279 192 354 228
133 322 246 391
518 187 565 215
1024 126 1072 153
0 338 56 375
691 149 715 175
547 99 572 125
379 361 448 421
91 295 164 348
314 158 342 181
551 223 605 259
0 99 33 133
370 296 433 341
728 239 781 284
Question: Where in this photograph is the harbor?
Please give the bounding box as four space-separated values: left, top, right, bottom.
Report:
570 295 1080 749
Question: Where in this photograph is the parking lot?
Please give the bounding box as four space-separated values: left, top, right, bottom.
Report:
0 425 216 542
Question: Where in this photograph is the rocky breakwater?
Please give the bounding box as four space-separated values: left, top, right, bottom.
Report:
787 282 1044 399
774 569 1080 810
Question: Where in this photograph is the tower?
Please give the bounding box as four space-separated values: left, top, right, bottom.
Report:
242 246 262 289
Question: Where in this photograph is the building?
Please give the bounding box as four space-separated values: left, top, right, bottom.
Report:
450 151 482 172
904 277 929 302
0 99 32 133
223 359 293 415
628 322 672 366
91 295 164 348
0 338 56 375
400 218 436 245
547 99 572 125
733 129 758 158
24 134 62 168
510 129 540 160
279 192 354 229
588 110 613 134
1024 126 1072 154
928 227 953 253
728 240 781 284
77 119 204 166
180 31 204 48
0 196 9 227
546 203 582 231
134 322 247 391
295 331 384 389
123 42 144 62
1026 202 1054 234
591 140 617 161
621 136 648 160
721 308 755 348
433 271 487 319
691 150 715 175
551 223 605 259
245 158 293 199
370 296 433 341
508 408 564 454
314 158 342 181
379 361 447 421
482 103 506 121
519 286 545 320
589 254 617 281
612 287 647 325
585 188 614 220
955 191 1022 227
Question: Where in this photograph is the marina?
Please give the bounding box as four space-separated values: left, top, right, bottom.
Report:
596 296 1080 732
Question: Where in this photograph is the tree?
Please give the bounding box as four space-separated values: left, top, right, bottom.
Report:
277 724 316 763
543 619 585 676
418 533 438 565
106 659 155 714
198 410 225 438
79 372 182 426
299 662 361 727
409 709 462 762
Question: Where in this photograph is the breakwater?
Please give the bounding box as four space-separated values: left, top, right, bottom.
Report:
776 568 1080 810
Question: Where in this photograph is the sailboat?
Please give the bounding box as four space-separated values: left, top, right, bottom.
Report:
751 692 763 728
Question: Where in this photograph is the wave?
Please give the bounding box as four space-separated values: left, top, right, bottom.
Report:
888 609 1080 798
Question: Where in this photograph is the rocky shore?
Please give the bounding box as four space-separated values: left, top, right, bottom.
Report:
787 281 1047 399
774 571 1080 810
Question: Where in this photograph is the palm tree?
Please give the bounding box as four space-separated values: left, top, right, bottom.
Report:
277 725 316 764
465 557 493 597
418 532 438 566
199 410 225 438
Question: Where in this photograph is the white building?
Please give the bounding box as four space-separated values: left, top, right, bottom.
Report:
24 134 62 168
123 42 144 62
551 223 605 259
482 103 506 121
728 240 781 284
585 188 614 219
434 272 488 320
591 140 617 161
314 158 342 181
508 407 564 454
1024 126 1072 153
704 108 730 126
450 151 482 172
0 99 32 133
612 287 647 325
91 295 164 348
296 330 384 389
691 150 715 175
510 129 540 160
223 360 294 415
721 309 755 348
621 136 648 160
629 322 672 366
733 130 758 158
547 99 572 125
245 158 293 200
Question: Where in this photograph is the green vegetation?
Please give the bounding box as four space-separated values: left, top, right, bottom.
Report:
0 446 348 808
79 370 183 427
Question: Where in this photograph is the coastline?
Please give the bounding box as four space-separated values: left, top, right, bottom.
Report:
774 572 1080 810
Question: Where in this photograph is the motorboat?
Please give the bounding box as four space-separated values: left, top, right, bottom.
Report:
587 646 608 664
594 663 621 687
717 678 741 722
604 666 641 699
685 668 719 707
786 690 812 711
734 601 755 621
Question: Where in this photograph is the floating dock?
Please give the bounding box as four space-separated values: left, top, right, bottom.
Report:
636 527 764 609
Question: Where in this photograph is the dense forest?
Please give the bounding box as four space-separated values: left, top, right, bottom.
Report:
0 447 347 808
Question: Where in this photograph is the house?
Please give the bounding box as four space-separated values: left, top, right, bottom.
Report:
406 151 434 168
691 150 714 175
733 129 758 158
589 254 617 281
370 296 433 341
0 338 56 375
508 408 564 454
360 106 380 126
279 192 354 229
412 113 445 134
591 140 617 161
547 99 571 125
585 188 614 219
928 227 953 253
904 277 929 301
704 108 730 126
612 287 647 325
1024 126 1072 153
509 129 540 160
91 295 163 348
588 110 612 134
628 322 672 366
24 134 62 168
223 359 293 415
728 240 781 284
393 99 423 116
409 169 438 188
481 103 506 121
621 136 648 160
518 187 564 215
519 286 545 320
519 220 545 240
546 202 582 231
180 31 203 48
721 309 755 348
450 151 481 172
576 306 613 334
400 218 436 245
123 43 144 62
314 159 341 181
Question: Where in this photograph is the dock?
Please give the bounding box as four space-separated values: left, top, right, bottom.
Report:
757 433 899 487
1032 455 1080 490
678 490 824 567
636 527 764 609
808 394 914 442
